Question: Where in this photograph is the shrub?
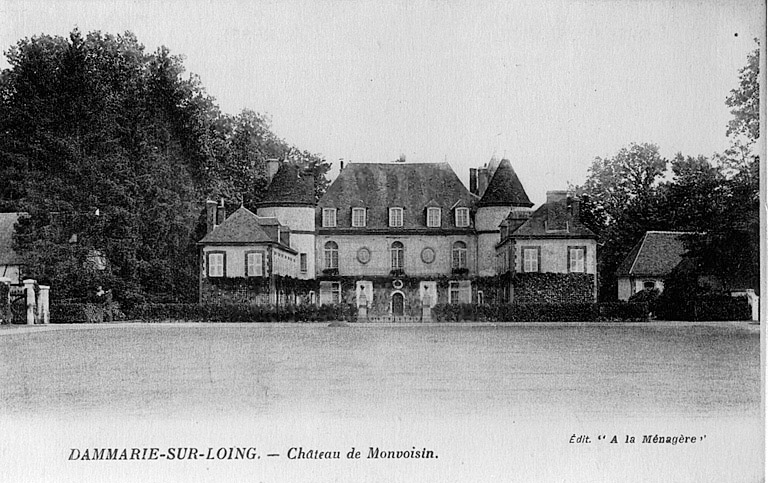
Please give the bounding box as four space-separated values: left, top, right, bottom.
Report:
126 303 357 323
655 294 750 321
598 302 650 322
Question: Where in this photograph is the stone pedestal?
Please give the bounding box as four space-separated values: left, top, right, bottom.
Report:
38 285 50 324
357 293 368 322
421 294 432 322
23 279 36 325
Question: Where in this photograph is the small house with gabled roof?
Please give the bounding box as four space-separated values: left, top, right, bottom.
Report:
198 202 299 305
615 231 694 301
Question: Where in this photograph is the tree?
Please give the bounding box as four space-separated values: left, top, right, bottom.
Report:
581 143 668 224
726 41 759 145
578 143 670 300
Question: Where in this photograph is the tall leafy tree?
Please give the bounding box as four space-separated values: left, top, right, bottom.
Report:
578 143 670 300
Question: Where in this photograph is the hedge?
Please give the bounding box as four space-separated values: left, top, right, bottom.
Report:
656 295 751 321
126 303 358 323
431 303 646 322
50 303 110 324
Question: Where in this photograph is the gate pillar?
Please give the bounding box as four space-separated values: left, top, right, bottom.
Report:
23 279 36 325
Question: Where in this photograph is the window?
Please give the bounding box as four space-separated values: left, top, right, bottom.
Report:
324 241 339 269
351 207 366 227
568 246 586 273
319 281 341 305
207 252 225 277
522 247 540 273
452 241 467 269
448 280 472 304
390 241 404 270
300 253 308 273
449 281 460 304
389 207 403 227
426 207 441 227
643 281 656 290
322 208 337 227
477 290 484 305
455 207 470 227
246 251 264 277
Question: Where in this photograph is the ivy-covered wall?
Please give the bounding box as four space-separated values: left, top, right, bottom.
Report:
200 276 315 305
512 273 595 304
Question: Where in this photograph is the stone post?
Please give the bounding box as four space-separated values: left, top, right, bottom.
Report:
23 279 36 325
38 285 50 324
0 277 10 324
422 294 432 323
357 293 368 322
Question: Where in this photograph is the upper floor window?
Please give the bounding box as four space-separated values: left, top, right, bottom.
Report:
389 207 404 227
324 241 339 269
452 241 467 269
351 207 367 227
246 251 264 277
390 241 404 270
300 253 308 273
322 208 337 227
426 207 441 227
522 247 540 273
207 252 225 277
568 246 585 273
455 207 470 227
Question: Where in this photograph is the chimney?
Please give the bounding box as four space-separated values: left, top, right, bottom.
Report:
216 199 226 226
477 168 489 197
205 200 218 234
546 190 568 205
340 160 344 171
567 196 580 221
266 158 280 184
469 168 478 195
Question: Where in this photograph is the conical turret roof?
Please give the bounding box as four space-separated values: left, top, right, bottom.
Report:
477 159 533 207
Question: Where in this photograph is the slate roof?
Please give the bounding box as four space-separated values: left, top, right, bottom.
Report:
615 231 695 277
198 206 291 249
258 163 315 207
317 162 476 230
509 199 596 239
0 212 24 265
477 159 533 207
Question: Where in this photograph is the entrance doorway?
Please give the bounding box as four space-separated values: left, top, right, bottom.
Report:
392 292 404 316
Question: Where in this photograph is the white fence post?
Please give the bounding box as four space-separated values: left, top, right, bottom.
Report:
23 279 36 325
38 285 50 324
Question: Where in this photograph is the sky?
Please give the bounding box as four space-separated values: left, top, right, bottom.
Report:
0 0 763 205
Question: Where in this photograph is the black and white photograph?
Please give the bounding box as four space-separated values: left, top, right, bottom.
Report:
0 1 763 481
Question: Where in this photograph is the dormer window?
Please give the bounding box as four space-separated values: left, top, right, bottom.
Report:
426 207 441 227
322 208 337 227
389 207 404 227
455 207 470 227
351 207 367 227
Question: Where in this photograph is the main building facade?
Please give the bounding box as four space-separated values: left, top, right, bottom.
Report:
199 158 597 319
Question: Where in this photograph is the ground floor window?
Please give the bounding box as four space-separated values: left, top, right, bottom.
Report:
207 252 225 277
448 280 472 304
319 281 342 305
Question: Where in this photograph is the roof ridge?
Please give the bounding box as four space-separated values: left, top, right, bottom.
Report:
628 232 648 275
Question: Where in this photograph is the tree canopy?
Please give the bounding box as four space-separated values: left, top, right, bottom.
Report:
0 29 330 303
578 41 760 301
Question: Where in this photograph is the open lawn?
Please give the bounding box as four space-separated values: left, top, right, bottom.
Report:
0 322 760 420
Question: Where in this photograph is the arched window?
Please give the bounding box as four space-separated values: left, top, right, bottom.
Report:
452 241 467 269
324 241 339 269
391 241 404 270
